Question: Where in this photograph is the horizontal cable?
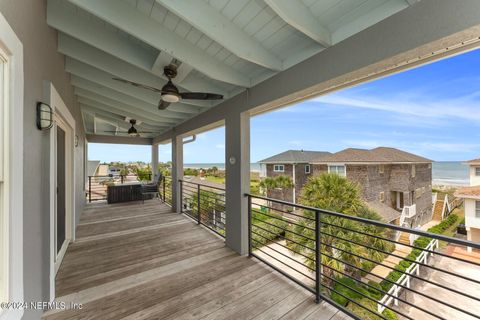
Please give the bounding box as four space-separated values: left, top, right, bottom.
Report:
251 223 315 252
252 211 316 232
319 226 480 285
251 232 314 265
251 238 314 272
318 238 480 306
246 194 480 249
251 203 316 221
317 243 479 319
251 216 315 242
251 244 315 281
320 262 445 320
319 218 480 268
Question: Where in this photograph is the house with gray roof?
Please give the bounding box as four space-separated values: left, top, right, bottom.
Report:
259 147 433 227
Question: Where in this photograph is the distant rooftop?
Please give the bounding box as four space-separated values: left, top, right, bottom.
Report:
314 147 432 164
455 186 480 199
260 147 431 164
466 158 480 165
258 150 332 164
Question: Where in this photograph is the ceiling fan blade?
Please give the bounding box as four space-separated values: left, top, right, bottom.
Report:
102 130 127 133
158 100 170 110
180 92 223 100
112 77 165 94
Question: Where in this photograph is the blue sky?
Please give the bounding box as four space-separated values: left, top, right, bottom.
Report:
90 48 480 163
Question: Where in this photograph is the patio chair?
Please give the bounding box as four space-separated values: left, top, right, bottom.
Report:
140 173 162 203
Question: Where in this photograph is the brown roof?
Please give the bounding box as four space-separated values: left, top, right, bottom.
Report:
314 147 431 163
466 158 480 165
366 201 401 223
454 186 480 199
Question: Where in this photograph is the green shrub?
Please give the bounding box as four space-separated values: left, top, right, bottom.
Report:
346 298 398 320
251 214 288 246
331 277 369 307
366 281 383 300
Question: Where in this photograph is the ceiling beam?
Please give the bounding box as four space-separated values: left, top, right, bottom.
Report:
68 0 250 87
81 105 168 132
71 76 199 117
58 35 223 110
48 2 226 98
264 0 331 47
86 134 153 145
75 91 179 126
65 58 213 109
156 0 282 71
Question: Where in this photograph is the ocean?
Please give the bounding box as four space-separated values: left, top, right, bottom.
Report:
184 161 470 186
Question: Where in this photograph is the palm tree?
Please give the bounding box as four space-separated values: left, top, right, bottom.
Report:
287 173 393 287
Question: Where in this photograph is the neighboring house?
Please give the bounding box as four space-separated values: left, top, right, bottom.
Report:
87 160 100 177
258 150 332 204
259 147 433 226
454 158 480 251
108 166 122 176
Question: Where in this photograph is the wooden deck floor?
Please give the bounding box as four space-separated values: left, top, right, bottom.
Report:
43 200 349 320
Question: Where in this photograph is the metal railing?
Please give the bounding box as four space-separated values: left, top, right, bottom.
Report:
86 174 152 202
179 179 226 237
159 176 173 206
246 193 480 320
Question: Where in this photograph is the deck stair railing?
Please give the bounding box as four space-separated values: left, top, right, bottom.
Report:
245 193 480 320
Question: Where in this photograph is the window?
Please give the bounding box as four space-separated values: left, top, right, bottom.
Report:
476 167 480 176
305 164 311 174
476 201 480 218
328 165 346 177
380 192 385 202
273 164 284 172
411 165 416 178
379 165 385 174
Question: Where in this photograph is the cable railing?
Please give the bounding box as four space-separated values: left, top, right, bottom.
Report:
159 175 173 206
179 179 226 238
246 193 480 320
86 174 152 202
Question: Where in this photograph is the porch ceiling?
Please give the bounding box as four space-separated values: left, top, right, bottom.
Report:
47 0 416 139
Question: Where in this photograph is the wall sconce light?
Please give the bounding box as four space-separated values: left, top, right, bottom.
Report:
36 102 53 130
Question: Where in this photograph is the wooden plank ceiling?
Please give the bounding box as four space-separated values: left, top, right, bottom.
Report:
47 0 418 138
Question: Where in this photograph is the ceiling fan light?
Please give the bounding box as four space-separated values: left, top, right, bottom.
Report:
161 93 180 103
128 126 137 137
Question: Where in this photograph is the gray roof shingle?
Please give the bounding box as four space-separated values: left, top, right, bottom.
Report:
315 147 431 163
258 150 332 164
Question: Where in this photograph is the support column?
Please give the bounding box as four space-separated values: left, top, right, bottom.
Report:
171 135 183 213
151 143 158 181
225 111 250 255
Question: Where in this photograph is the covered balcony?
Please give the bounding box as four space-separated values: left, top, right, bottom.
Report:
1 0 480 319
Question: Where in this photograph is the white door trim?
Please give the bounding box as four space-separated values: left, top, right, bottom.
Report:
47 83 76 301
0 11 24 320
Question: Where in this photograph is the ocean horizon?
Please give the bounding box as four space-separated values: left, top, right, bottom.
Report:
184 161 470 186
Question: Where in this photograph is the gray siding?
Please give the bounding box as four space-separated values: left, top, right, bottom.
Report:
0 2 86 319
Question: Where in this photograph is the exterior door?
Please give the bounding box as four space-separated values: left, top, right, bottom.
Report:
54 116 70 272
56 126 66 254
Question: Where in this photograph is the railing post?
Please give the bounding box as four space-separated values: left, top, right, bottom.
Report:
197 184 201 224
162 176 166 202
121 175 124 184
179 180 183 214
88 176 92 203
247 195 252 257
315 210 322 303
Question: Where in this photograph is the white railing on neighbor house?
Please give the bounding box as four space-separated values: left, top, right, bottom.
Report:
399 204 417 226
377 238 439 313
442 194 451 220
432 192 438 205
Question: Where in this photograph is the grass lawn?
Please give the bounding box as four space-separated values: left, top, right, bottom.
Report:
205 175 225 184
204 173 261 190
